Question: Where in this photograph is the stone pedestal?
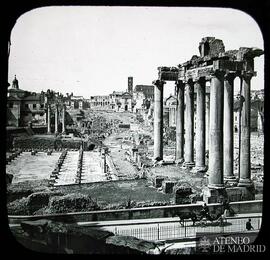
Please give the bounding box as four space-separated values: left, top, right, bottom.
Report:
162 181 178 194
203 187 227 204
226 186 255 202
174 186 193 204
153 176 166 188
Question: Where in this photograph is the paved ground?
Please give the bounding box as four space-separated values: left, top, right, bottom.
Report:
6 152 61 183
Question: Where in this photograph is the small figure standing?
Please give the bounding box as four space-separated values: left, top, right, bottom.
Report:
201 203 209 217
246 219 254 231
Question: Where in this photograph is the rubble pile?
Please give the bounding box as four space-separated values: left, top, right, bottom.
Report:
13 135 82 151
13 136 55 150
13 219 160 254
48 193 99 213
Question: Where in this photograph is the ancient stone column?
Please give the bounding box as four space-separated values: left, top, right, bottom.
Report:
47 105 51 134
205 94 210 152
55 105 58 134
175 81 185 163
184 80 195 167
153 80 165 160
208 71 225 189
224 73 237 183
62 105 66 134
238 72 253 187
194 78 207 172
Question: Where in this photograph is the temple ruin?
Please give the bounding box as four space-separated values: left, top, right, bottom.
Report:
152 37 263 203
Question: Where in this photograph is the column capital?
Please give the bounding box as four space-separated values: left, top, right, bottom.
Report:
175 80 185 91
175 80 184 86
194 76 206 85
211 69 226 79
152 79 166 86
224 72 236 81
185 78 195 85
241 71 255 81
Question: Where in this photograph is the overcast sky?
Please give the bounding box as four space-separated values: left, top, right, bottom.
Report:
8 6 264 98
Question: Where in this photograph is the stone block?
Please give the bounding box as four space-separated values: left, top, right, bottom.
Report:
162 181 177 194
226 186 255 202
174 186 193 204
153 176 166 188
203 187 227 204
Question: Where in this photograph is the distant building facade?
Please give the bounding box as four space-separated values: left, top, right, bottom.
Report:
7 76 46 127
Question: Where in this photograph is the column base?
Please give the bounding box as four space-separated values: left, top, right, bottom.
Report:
182 161 195 169
224 176 238 186
226 186 255 202
191 165 208 173
175 158 184 165
203 186 227 204
237 178 253 187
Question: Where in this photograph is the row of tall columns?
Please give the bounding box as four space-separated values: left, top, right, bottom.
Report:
153 70 253 190
46 105 66 134
175 79 207 171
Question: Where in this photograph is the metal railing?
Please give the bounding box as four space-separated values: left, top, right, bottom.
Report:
89 215 262 242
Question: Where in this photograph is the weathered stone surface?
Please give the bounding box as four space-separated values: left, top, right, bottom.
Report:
21 219 51 236
162 181 178 194
106 235 157 254
153 176 166 188
174 184 193 204
164 247 196 255
199 37 225 57
7 197 30 215
28 191 63 214
48 193 98 213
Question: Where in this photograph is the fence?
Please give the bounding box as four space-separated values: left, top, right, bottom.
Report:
88 215 262 242
9 200 263 224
